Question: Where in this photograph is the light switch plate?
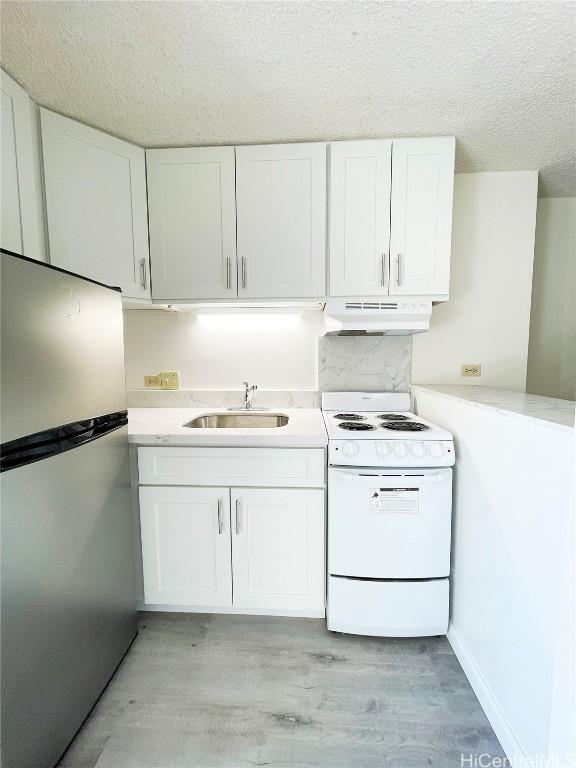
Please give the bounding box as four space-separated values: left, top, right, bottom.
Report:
461 364 481 377
160 371 180 390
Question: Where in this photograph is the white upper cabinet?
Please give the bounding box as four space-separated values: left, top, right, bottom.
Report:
147 147 237 300
40 109 150 298
1 71 46 261
329 140 392 296
235 143 326 298
389 137 455 297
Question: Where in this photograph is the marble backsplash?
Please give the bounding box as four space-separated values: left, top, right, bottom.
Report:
318 335 411 393
126 389 318 408
127 335 412 407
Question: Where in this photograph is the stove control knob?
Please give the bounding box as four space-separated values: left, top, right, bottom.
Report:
412 442 425 457
394 442 408 457
376 441 391 457
430 442 444 457
342 441 359 458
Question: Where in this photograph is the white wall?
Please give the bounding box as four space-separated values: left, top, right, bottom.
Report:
414 388 575 764
412 172 538 390
123 309 326 391
527 197 576 401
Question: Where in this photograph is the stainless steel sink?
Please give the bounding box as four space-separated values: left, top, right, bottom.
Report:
184 413 289 429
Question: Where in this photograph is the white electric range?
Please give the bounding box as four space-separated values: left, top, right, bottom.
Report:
322 392 455 638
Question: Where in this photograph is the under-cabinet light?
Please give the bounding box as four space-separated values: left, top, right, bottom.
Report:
194 312 301 331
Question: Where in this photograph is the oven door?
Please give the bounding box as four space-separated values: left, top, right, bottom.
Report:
328 467 452 579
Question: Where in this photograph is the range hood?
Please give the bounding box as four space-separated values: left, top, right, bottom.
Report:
324 299 432 334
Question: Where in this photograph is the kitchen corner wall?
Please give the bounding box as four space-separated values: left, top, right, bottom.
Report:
123 171 539 397
526 197 576 401
411 171 538 391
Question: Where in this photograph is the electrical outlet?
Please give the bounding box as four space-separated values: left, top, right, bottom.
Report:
160 371 180 390
144 375 162 388
461 364 482 377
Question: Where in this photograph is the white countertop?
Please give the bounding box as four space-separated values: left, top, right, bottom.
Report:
128 407 328 448
412 385 575 431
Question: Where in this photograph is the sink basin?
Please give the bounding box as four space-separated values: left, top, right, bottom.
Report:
184 413 289 429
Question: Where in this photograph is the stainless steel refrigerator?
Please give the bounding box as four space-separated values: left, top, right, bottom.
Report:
0 250 137 768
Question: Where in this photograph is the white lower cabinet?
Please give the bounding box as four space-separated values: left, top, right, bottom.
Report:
137 449 326 617
231 488 325 613
139 486 232 607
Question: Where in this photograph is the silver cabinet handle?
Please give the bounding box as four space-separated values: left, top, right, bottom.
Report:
396 254 402 286
235 498 241 534
226 257 231 290
140 258 147 289
380 253 386 287
241 257 247 290
217 498 224 535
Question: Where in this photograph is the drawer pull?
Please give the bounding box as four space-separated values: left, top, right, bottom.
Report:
235 498 242 534
140 257 147 289
226 257 232 290
241 257 247 290
217 498 224 535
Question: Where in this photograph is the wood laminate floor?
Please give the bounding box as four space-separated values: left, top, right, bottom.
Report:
57 613 505 768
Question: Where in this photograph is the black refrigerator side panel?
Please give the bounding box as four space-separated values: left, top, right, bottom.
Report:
1 426 137 768
1 253 127 444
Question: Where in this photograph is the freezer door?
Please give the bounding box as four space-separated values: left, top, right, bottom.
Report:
1 425 137 768
328 467 452 578
1 252 126 443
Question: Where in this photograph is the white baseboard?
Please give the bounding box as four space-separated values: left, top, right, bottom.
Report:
447 623 528 763
137 601 326 619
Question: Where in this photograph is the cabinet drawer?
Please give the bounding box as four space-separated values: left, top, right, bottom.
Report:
138 447 325 488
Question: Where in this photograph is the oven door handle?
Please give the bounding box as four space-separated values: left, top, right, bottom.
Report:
329 468 450 483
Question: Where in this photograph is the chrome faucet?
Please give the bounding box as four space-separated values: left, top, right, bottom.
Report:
242 381 257 409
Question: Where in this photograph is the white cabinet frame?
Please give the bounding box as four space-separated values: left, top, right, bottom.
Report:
235 143 326 298
231 487 325 613
139 485 232 607
1 70 46 261
329 140 392 296
136 448 326 617
147 147 237 300
389 137 455 297
137 447 325 488
41 109 150 298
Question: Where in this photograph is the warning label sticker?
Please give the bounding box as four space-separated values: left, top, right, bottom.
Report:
368 488 419 514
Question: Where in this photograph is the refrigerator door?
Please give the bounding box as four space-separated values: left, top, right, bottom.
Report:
1 252 127 443
1 425 136 768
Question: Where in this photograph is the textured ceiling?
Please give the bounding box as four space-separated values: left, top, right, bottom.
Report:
1 1 574 196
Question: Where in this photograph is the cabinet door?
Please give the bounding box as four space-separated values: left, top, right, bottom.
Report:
231 488 325 613
41 109 150 298
1 71 46 261
389 137 455 296
147 147 237 300
139 486 232 606
236 143 326 298
329 140 392 296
